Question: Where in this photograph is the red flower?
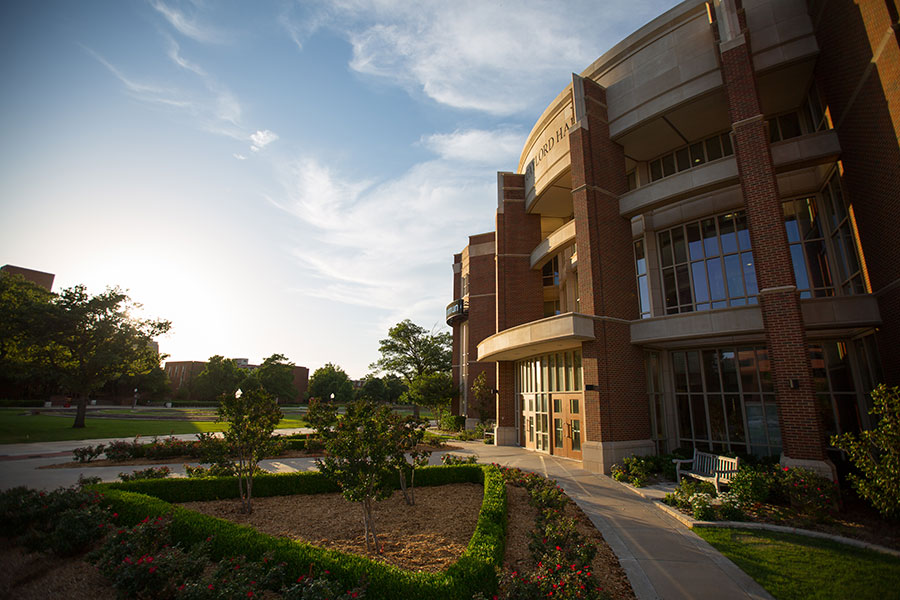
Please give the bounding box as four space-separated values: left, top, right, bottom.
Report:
247 592 253 598
208 584 214 590
149 566 157 574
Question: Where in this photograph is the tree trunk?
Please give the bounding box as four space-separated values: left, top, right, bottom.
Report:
398 467 412 505
72 394 87 428
412 404 420 419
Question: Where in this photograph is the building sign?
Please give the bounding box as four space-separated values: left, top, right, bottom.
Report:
523 98 575 199
446 298 468 325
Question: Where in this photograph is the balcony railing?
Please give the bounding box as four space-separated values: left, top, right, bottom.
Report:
446 299 468 326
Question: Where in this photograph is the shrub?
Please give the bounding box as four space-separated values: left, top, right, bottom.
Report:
184 463 238 478
831 383 900 519
423 431 447 447
143 436 194 460
105 439 142 461
729 464 779 506
689 492 715 521
716 491 745 521
73 443 106 463
779 466 838 521
119 466 172 482
442 454 478 465
663 478 717 510
439 412 465 432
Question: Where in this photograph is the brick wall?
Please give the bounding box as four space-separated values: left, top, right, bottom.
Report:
718 6 825 460
467 232 497 418
811 0 900 385
570 76 650 445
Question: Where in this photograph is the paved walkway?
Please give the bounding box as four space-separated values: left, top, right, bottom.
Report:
0 435 772 600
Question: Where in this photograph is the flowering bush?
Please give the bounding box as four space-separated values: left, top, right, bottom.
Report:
118 466 171 482
105 439 143 461
729 464 780 506
780 466 838 521
662 478 717 511
73 443 106 463
716 491 745 521
143 436 195 459
689 492 715 521
441 453 478 466
184 462 238 478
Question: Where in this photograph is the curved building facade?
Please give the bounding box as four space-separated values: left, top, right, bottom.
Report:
449 0 900 476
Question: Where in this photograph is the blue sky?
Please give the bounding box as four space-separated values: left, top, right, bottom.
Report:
1 0 678 378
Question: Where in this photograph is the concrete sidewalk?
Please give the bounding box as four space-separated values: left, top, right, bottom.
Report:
447 441 772 600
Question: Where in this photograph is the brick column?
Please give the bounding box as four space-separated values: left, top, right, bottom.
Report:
713 0 829 470
494 172 543 445
569 75 651 474
466 232 497 424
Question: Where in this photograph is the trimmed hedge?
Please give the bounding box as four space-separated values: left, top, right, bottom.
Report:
92 464 504 599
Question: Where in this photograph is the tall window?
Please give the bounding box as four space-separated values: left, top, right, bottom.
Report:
634 239 651 318
659 211 757 314
645 352 666 453
783 197 834 298
811 341 869 440
649 131 734 182
672 347 780 456
821 172 866 294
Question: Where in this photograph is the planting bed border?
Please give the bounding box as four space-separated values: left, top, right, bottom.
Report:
90 464 506 600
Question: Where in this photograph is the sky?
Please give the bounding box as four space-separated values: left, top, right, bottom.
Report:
1 0 678 379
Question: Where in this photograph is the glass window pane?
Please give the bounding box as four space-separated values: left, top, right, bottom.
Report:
659 230 673 267
702 218 719 256
721 350 738 392
719 213 738 254
707 258 726 301
673 352 688 393
768 117 780 143
672 227 688 264
676 264 693 308
765 402 782 448
818 393 837 438
725 394 745 442
757 349 774 393
706 136 723 160
687 223 704 260
691 395 708 439
678 395 692 439
662 154 676 177
555 418 564 448
784 201 801 243
574 352 582 390
638 275 650 317
687 350 703 393
791 244 811 292
742 252 758 296
709 396 727 441
690 142 706 166
721 132 734 156
735 212 751 250
634 240 647 275
825 342 856 392
676 147 691 171
650 159 662 181
724 253 745 298
663 268 678 312
571 420 581 451
703 350 721 392
745 399 767 446
778 113 802 139
571 398 580 414
739 347 760 393
692 262 709 304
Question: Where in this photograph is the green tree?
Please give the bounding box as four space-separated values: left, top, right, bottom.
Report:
194 356 245 402
387 413 431 506
307 398 396 551
404 371 454 420
470 371 495 423
308 362 353 403
383 373 408 404
832 384 900 519
0 274 56 395
47 285 170 428
370 319 451 382
356 374 387 403
244 353 298 402
218 387 283 514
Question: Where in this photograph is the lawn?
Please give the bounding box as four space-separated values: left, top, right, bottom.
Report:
0 409 308 444
695 527 900 600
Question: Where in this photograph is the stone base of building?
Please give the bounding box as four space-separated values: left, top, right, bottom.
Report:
780 454 838 481
494 425 519 446
582 439 655 475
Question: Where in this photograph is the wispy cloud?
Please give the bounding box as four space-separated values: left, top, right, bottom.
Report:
250 130 279 152
233 153 248 160
270 128 517 327
283 0 675 116
150 0 224 44
423 129 524 165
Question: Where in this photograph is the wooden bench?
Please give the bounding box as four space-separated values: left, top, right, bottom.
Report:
673 449 739 493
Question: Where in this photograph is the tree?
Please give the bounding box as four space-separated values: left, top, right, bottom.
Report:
193 356 244 402
404 371 454 421
370 320 451 416
308 362 353 403
370 320 451 382
470 371 495 423
832 384 900 519
356 374 387 403
47 285 170 428
218 387 283 514
0 274 56 395
244 353 298 402
383 374 408 404
387 413 431 506
307 398 396 552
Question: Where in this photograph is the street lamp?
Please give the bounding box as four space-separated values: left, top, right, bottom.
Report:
330 392 335 402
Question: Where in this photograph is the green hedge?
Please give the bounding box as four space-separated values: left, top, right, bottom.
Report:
93 464 503 600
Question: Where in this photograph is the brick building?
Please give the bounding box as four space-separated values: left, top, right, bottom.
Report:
449 0 898 476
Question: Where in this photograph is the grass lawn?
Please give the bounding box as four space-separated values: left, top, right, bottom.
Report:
695 527 900 600
0 409 308 444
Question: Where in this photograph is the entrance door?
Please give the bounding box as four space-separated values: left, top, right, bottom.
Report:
551 393 584 460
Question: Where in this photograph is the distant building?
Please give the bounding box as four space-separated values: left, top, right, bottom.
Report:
0 264 54 290
449 0 898 478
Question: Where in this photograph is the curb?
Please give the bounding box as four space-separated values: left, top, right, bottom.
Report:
612 477 900 559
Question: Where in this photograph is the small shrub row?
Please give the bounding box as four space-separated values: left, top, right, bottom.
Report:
495 465 609 599
119 466 172 482
90 464 505 600
441 454 478 466
610 454 678 487
74 432 300 464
